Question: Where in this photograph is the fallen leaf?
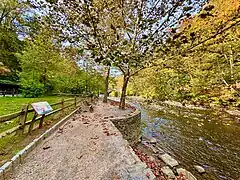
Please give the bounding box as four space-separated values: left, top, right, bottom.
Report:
112 175 120 180
91 136 99 140
146 172 150 178
43 146 51 150
77 155 83 159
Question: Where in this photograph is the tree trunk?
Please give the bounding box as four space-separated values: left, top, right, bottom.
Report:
103 66 110 103
85 61 88 93
43 61 47 93
119 74 130 109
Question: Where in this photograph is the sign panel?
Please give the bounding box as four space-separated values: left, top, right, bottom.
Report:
31 101 53 115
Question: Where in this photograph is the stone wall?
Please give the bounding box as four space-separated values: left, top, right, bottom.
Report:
108 99 142 145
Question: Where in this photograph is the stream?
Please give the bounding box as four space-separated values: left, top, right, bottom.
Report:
135 100 240 180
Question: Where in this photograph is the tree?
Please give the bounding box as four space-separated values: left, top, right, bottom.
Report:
128 0 240 107
0 29 23 81
42 0 207 109
103 66 110 103
0 0 28 82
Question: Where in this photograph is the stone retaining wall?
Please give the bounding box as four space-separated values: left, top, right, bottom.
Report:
108 98 142 145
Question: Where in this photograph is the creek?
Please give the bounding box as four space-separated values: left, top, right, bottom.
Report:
135 100 240 180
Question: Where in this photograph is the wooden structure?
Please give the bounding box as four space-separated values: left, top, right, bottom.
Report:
0 97 79 137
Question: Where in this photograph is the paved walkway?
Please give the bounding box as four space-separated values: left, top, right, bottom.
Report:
10 101 154 180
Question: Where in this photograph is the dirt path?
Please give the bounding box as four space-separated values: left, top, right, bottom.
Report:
10 101 154 180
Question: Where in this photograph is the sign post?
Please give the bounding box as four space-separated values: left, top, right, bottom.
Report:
29 102 53 133
31 102 53 115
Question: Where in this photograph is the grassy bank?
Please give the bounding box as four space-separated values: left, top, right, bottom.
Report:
0 96 69 134
0 96 65 116
0 96 82 166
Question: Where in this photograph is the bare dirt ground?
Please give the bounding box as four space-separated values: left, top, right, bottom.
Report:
9 101 154 180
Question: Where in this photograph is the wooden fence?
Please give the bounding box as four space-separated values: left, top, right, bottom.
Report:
0 97 80 138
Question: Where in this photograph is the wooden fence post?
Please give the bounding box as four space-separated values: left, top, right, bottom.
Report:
17 104 28 135
39 114 45 129
28 112 38 134
74 97 77 108
61 98 64 114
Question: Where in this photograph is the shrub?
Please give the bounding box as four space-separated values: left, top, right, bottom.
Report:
20 79 44 98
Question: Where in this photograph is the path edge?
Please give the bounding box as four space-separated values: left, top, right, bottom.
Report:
0 107 80 180
107 98 142 145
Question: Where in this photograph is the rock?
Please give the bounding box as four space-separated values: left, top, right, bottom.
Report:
120 163 156 180
89 105 94 113
141 141 149 147
159 154 179 167
194 165 205 174
148 144 159 154
149 138 157 144
155 146 165 155
177 168 197 180
161 166 175 179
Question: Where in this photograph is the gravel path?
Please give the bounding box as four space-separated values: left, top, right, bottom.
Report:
10 101 154 180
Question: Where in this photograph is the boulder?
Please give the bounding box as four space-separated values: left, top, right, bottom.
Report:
159 154 179 167
119 163 156 180
161 166 175 179
149 138 157 144
177 168 197 180
194 165 205 174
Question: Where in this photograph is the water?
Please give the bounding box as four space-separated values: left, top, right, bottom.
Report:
137 101 240 180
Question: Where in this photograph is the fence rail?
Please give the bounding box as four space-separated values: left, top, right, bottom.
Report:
0 111 22 123
0 97 81 138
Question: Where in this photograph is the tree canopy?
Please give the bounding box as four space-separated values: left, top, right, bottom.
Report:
0 0 239 107
40 0 209 108
127 0 240 107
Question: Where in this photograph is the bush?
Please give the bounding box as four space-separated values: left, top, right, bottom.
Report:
20 79 44 98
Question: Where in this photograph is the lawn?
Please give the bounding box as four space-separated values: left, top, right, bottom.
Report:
0 96 65 116
0 96 74 133
0 96 82 166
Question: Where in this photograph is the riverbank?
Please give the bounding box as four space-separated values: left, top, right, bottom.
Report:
128 96 240 123
109 97 200 179
129 97 240 179
7 100 156 180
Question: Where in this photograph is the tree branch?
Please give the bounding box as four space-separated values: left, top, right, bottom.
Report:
188 19 240 51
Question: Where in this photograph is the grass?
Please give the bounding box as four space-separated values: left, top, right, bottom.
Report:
0 96 83 166
0 105 77 166
0 96 65 116
0 96 71 133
